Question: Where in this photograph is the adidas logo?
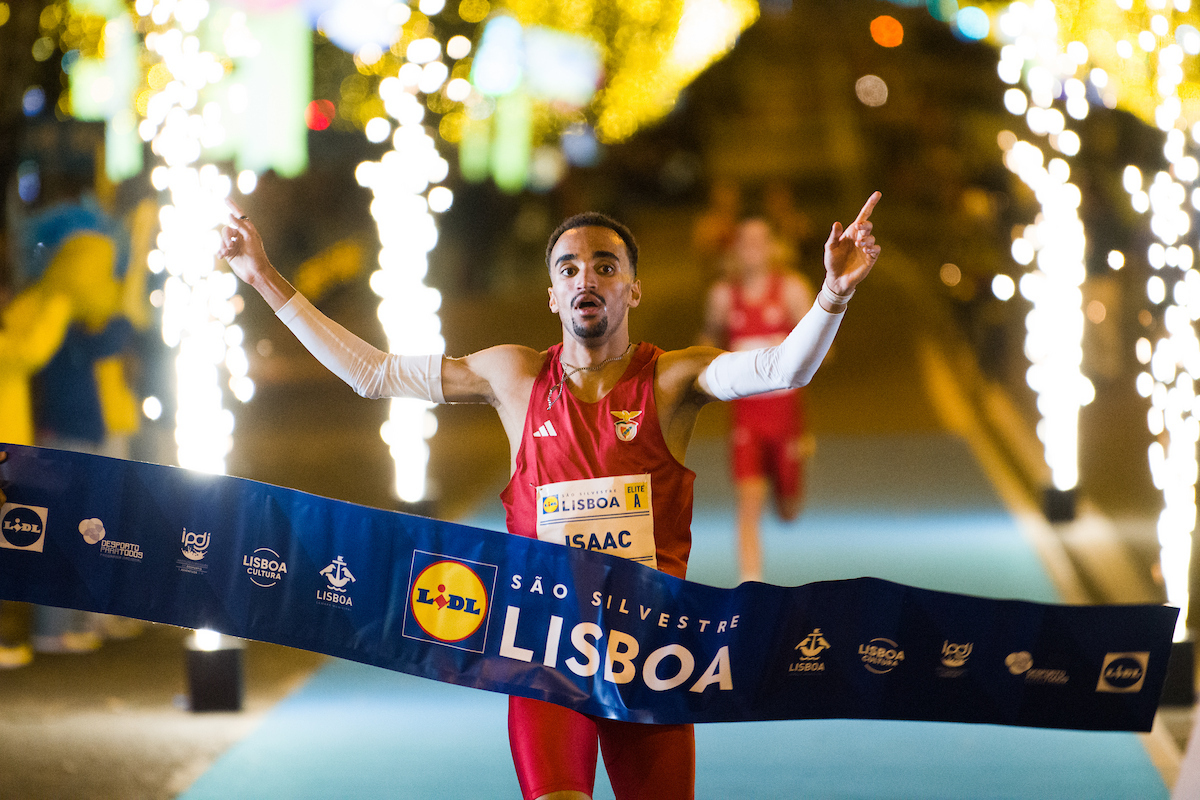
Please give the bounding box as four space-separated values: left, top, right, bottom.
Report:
533 421 558 438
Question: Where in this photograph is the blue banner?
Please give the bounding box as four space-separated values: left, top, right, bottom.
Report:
0 444 1177 731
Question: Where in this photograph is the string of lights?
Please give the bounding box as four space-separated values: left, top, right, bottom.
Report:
356 64 452 504
136 0 250 475
986 0 1200 638
1101 0 1200 642
994 0 1094 510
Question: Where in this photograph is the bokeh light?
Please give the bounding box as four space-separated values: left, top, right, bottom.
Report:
939 262 962 287
870 15 903 48
22 86 46 116
992 273 1016 301
855 74 888 107
955 6 990 41
306 99 336 131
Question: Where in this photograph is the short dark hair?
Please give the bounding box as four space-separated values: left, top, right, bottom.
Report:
545 212 639 277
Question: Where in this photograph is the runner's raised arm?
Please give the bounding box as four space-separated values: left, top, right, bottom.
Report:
692 191 881 403
217 200 537 416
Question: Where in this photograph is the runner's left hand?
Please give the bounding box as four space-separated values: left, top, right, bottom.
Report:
824 191 882 295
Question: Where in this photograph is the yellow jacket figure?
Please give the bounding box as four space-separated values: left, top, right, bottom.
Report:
20 200 151 449
0 287 72 446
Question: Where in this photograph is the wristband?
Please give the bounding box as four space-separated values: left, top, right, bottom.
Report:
818 280 855 309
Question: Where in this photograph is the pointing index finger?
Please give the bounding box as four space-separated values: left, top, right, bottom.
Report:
854 191 882 224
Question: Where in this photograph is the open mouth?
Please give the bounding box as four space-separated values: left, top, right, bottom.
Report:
573 294 604 311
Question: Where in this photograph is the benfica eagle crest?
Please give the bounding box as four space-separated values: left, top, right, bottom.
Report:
611 410 642 442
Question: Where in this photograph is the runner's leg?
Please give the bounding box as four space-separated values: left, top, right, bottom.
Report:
509 695 599 800
597 718 695 800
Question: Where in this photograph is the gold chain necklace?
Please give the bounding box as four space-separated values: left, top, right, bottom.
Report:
546 343 634 410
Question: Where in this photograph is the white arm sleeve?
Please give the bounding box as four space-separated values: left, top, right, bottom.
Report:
275 293 445 403
702 298 844 401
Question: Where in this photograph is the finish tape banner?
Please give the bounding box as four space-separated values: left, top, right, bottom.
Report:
0 444 1178 731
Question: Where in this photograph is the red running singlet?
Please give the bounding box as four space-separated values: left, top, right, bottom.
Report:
724 274 806 493
501 340 696 580
501 340 697 800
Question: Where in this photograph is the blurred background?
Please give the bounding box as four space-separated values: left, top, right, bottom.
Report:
2 0 1200 796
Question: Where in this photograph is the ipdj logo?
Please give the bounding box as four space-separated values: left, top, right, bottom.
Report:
0 504 47 551
410 560 488 643
941 641 973 669
181 529 210 561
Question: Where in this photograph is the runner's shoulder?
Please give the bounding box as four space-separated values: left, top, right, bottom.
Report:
456 344 546 382
655 345 724 399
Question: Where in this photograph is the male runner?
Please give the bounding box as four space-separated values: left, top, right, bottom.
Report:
210 191 880 800
701 218 815 583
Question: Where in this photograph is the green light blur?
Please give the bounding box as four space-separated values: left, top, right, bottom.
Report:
491 90 532 193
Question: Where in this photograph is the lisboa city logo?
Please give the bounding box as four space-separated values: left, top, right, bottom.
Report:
317 556 356 606
403 551 497 653
789 628 831 674
0 503 47 551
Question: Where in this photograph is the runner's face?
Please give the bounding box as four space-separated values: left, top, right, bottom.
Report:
734 220 772 276
547 226 641 342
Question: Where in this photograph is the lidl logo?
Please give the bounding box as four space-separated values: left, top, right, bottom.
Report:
542 495 559 514
0 504 47 551
1096 652 1149 693
403 551 497 653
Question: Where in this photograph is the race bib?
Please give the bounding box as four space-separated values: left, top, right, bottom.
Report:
536 474 655 569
